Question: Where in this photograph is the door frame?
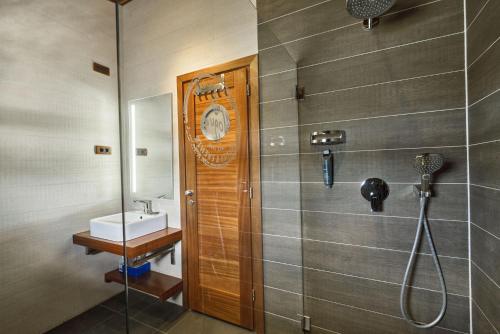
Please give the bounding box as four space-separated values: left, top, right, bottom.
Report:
176 55 264 334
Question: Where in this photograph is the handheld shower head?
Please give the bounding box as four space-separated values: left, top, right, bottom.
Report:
414 153 444 196
346 0 396 29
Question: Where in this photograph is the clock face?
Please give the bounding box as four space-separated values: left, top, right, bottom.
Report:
200 103 231 141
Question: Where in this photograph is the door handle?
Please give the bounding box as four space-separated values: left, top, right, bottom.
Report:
187 199 196 206
185 190 194 196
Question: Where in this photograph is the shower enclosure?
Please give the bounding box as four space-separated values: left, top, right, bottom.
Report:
258 0 498 333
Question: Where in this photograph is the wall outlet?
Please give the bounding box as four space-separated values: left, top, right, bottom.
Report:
94 145 112 155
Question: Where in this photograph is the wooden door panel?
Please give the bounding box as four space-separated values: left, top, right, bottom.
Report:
182 67 253 329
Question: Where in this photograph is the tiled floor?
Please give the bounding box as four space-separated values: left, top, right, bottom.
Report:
47 290 253 334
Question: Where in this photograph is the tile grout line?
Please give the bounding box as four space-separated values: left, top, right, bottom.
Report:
261 181 467 185
467 35 500 69
98 304 169 334
257 0 332 26
471 261 500 289
264 311 302 323
471 299 500 334
470 221 500 241
469 138 500 147
259 70 464 104
261 144 467 156
466 0 491 31
258 0 445 50
260 31 463 78
262 232 469 260
469 183 500 192
306 295 469 334
262 207 469 223
468 88 500 108
263 259 469 298
260 107 464 131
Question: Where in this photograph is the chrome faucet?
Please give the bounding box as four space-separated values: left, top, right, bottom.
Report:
133 200 159 215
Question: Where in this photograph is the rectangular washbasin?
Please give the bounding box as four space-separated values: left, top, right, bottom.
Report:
90 211 167 241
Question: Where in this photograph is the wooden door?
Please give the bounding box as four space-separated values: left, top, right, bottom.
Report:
180 66 254 329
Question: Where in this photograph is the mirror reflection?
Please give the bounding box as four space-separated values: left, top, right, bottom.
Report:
128 93 173 199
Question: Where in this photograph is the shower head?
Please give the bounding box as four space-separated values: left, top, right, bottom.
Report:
346 0 396 29
414 153 444 176
414 153 444 196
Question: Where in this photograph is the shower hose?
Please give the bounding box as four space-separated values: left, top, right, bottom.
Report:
400 195 447 328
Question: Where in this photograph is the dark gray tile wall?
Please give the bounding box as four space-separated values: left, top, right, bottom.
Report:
258 0 470 333
467 0 500 332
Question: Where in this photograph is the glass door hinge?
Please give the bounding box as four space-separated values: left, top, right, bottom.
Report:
302 315 311 332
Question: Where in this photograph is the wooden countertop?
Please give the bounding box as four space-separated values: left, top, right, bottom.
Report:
73 228 182 258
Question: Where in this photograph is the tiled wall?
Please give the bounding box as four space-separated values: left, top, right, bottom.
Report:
467 0 500 333
258 0 469 333
119 0 258 301
0 1 122 332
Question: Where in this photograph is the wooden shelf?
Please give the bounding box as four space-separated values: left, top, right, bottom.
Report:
73 228 182 258
105 269 183 301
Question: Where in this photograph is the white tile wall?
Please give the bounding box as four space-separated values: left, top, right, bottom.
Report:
120 0 258 304
0 1 122 333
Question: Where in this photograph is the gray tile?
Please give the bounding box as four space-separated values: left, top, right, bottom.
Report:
101 291 155 316
261 154 300 182
166 311 252 334
466 0 489 26
260 99 298 129
472 301 498 334
263 234 302 266
467 0 500 64
468 37 500 103
470 141 500 189
88 314 157 334
261 127 300 155
304 269 469 332
257 0 326 24
132 301 185 331
305 296 464 334
301 183 468 221
46 306 115 334
472 264 500 331
264 312 302 334
302 211 468 258
469 91 500 144
264 260 302 293
261 181 301 210
470 185 500 237
259 70 297 102
264 287 303 320
262 208 302 238
298 34 464 95
299 146 467 184
257 0 358 50
303 240 469 295
299 108 466 153
471 224 500 285
259 43 297 76
261 0 463 72
298 71 465 125
258 0 427 50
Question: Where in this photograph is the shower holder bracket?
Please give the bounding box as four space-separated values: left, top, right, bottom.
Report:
310 130 346 145
414 185 433 198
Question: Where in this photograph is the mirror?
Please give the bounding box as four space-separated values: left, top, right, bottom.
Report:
128 93 173 199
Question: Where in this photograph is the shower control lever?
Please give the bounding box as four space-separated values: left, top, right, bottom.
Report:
360 178 389 212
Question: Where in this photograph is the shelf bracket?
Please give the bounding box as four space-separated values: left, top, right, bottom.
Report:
85 247 102 255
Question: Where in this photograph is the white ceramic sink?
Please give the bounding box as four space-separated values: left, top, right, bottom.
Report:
90 211 167 241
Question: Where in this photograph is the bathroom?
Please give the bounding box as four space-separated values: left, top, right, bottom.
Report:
0 0 498 333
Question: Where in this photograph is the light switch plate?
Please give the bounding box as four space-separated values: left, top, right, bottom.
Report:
95 145 112 155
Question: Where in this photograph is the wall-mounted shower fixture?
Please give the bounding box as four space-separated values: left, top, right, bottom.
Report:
322 150 334 188
310 130 346 145
311 130 346 188
346 0 396 30
400 153 447 329
360 178 389 212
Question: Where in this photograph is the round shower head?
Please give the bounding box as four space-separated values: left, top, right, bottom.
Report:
346 0 396 19
414 153 444 176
